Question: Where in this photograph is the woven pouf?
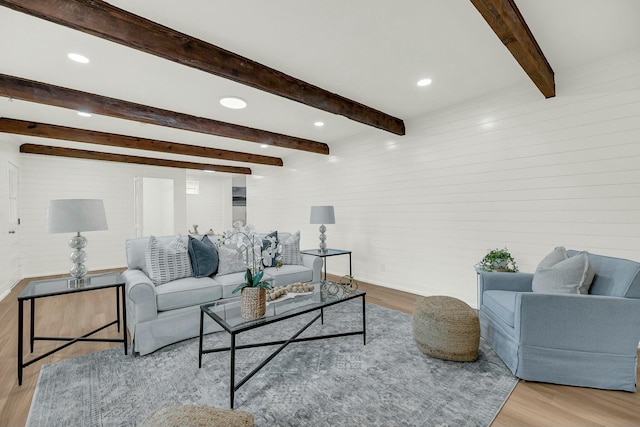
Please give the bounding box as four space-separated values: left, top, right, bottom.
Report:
412 295 480 362
140 405 254 427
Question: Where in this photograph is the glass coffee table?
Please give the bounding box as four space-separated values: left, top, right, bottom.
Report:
199 284 366 409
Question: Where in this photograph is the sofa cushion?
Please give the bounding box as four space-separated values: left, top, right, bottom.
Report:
146 235 193 286
260 231 279 268
532 248 594 294
483 290 518 328
217 245 247 276
188 235 219 278
264 265 313 287
213 271 251 299
281 231 302 265
155 277 222 311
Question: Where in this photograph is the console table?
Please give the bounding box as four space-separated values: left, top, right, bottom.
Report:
17 272 127 385
300 248 352 281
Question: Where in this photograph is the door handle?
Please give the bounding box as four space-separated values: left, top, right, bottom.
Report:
8 230 15 234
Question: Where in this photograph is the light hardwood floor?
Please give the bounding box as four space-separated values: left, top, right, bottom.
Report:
1 270 639 426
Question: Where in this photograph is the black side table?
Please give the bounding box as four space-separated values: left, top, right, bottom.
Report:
300 249 352 281
17 272 128 385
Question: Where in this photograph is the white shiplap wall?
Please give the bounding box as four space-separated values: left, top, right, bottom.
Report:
248 49 640 307
18 154 189 277
186 171 232 235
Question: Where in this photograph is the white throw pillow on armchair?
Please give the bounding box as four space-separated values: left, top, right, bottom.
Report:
532 247 595 294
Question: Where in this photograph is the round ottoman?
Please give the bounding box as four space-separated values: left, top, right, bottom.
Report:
412 295 480 362
140 405 254 427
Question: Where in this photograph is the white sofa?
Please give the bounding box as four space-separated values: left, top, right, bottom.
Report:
123 233 322 355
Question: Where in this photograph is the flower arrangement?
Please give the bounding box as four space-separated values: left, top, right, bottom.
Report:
222 222 282 294
476 247 518 272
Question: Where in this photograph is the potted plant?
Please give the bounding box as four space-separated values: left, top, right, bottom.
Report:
476 247 518 272
224 222 282 318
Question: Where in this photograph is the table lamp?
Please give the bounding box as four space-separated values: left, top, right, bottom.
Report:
310 205 335 253
47 199 108 279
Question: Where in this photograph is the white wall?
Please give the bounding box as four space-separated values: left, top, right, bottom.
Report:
186 171 232 235
18 154 188 277
248 49 640 307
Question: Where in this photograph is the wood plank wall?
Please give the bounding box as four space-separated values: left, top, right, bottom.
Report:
248 49 640 307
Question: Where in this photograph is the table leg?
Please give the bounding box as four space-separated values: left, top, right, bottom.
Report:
362 294 367 345
18 299 24 386
230 333 236 409
116 287 121 333
121 284 128 355
349 253 352 277
198 310 204 369
30 299 35 353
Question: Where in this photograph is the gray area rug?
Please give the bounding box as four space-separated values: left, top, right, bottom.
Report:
28 302 517 426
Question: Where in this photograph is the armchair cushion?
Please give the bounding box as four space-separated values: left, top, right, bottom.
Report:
483 290 518 328
532 248 594 294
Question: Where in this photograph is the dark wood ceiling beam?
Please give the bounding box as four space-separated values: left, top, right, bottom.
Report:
0 74 329 155
0 0 405 135
20 144 252 174
0 118 283 167
470 0 555 98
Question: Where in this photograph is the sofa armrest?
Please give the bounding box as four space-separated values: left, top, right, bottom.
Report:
517 293 640 353
478 272 533 306
301 254 323 283
123 269 158 323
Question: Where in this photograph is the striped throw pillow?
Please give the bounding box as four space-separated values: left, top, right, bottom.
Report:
145 235 193 285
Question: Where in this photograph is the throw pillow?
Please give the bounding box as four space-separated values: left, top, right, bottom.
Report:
217 245 247 275
145 235 193 286
188 235 219 278
532 247 594 294
282 231 303 265
261 231 279 268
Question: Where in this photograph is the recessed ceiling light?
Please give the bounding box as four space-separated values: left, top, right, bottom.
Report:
417 78 432 87
68 53 90 64
314 121 324 127
77 111 92 117
220 97 247 109
260 144 269 148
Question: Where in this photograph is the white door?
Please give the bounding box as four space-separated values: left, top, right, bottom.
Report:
7 161 20 289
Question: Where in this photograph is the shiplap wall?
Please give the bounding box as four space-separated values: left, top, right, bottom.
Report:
17 155 189 277
186 171 232 235
248 49 640 307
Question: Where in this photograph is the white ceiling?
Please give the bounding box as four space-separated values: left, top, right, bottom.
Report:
1 0 639 170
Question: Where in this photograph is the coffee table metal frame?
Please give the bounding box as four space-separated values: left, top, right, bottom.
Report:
17 272 128 385
199 289 366 409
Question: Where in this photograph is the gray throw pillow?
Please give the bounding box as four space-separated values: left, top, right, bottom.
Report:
188 235 219 278
145 235 193 286
532 247 594 294
217 245 247 276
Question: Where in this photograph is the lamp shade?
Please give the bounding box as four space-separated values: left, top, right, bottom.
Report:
47 199 108 233
310 205 335 224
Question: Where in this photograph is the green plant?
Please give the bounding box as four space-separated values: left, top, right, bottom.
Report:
232 268 272 294
476 247 518 272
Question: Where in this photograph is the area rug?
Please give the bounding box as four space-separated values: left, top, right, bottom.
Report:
27 302 517 426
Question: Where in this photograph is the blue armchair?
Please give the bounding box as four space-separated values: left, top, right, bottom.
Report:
478 250 640 391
